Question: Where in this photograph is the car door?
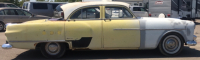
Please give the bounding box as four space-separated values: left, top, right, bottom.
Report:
103 6 140 48
65 6 103 48
15 9 33 22
3 9 20 23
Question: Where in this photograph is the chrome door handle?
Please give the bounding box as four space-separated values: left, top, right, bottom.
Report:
104 19 111 22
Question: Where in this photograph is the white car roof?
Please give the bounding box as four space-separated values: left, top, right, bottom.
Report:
61 1 130 20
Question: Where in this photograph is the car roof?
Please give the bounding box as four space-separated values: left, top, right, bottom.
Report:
0 7 21 10
61 1 130 20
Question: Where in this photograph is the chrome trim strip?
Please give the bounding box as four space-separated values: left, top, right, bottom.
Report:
9 40 66 43
113 28 185 30
114 28 140 30
186 40 197 46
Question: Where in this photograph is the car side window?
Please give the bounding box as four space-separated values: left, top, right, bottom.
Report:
5 4 18 8
33 3 48 9
0 11 4 15
15 10 25 15
0 4 5 7
22 10 32 16
105 7 133 18
22 3 28 9
70 7 100 19
4 10 17 15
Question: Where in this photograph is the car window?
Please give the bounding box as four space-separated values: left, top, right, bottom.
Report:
70 7 100 19
4 10 17 15
0 11 4 15
52 4 59 9
6 4 18 8
15 9 25 15
105 7 133 18
133 7 147 11
0 4 5 7
22 3 28 9
55 5 63 11
22 10 32 16
33 3 48 9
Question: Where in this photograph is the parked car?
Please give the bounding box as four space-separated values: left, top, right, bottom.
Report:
2 1 197 58
0 7 49 31
22 1 67 17
0 2 19 8
130 6 148 17
53 4 65 18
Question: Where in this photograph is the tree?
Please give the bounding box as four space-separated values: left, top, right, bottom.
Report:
55 0 68 2
37 0 46 1
18 0 30 7
14 0 19 6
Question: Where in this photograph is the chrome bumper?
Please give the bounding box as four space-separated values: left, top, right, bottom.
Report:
186 35 197 46
1 44 12 49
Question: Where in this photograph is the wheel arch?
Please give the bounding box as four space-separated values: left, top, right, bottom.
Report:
35 42 70 50
156 30 187 48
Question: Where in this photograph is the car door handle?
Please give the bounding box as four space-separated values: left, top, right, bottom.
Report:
104 19 111 22
68 20 75 22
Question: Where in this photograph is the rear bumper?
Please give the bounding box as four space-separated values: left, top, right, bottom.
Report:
186 35 197 46
2 44 12 49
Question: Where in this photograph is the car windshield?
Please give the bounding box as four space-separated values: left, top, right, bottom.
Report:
133 7 147 11
55 5 63 11
6 4 18 8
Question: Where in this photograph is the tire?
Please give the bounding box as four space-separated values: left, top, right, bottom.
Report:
158 33 184 56
0 22 5 32
40 42 66 58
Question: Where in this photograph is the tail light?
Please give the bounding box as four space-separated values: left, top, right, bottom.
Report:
149 14 151 17
61 12 64 18
167 14 170 17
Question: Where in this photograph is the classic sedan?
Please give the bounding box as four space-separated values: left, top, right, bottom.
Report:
2 1 197 58
0 7 49 31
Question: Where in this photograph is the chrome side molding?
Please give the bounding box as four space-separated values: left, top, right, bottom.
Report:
187 40 197 46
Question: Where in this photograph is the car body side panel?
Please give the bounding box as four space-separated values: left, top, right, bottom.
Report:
103 20 140 48
5 20 65 49
65 20 102 48
139 17 194 49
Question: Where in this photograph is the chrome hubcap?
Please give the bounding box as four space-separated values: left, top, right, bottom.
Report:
165 38 178 51
45 42 60 55
48 44 58 52
0 23 3 30
163 35 181 54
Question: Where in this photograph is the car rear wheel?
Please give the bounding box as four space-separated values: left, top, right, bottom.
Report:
159 33 183 56
0 22 5 32
40 42 66 58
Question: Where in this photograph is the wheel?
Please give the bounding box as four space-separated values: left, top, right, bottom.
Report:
0 22 5 32
159 33 184 56
40 42 66 58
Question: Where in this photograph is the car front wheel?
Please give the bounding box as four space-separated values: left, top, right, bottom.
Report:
40 42 66 58
0 22 5 32
159 33 184 56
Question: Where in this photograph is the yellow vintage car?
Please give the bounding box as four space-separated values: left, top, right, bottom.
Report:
2 1 197 58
